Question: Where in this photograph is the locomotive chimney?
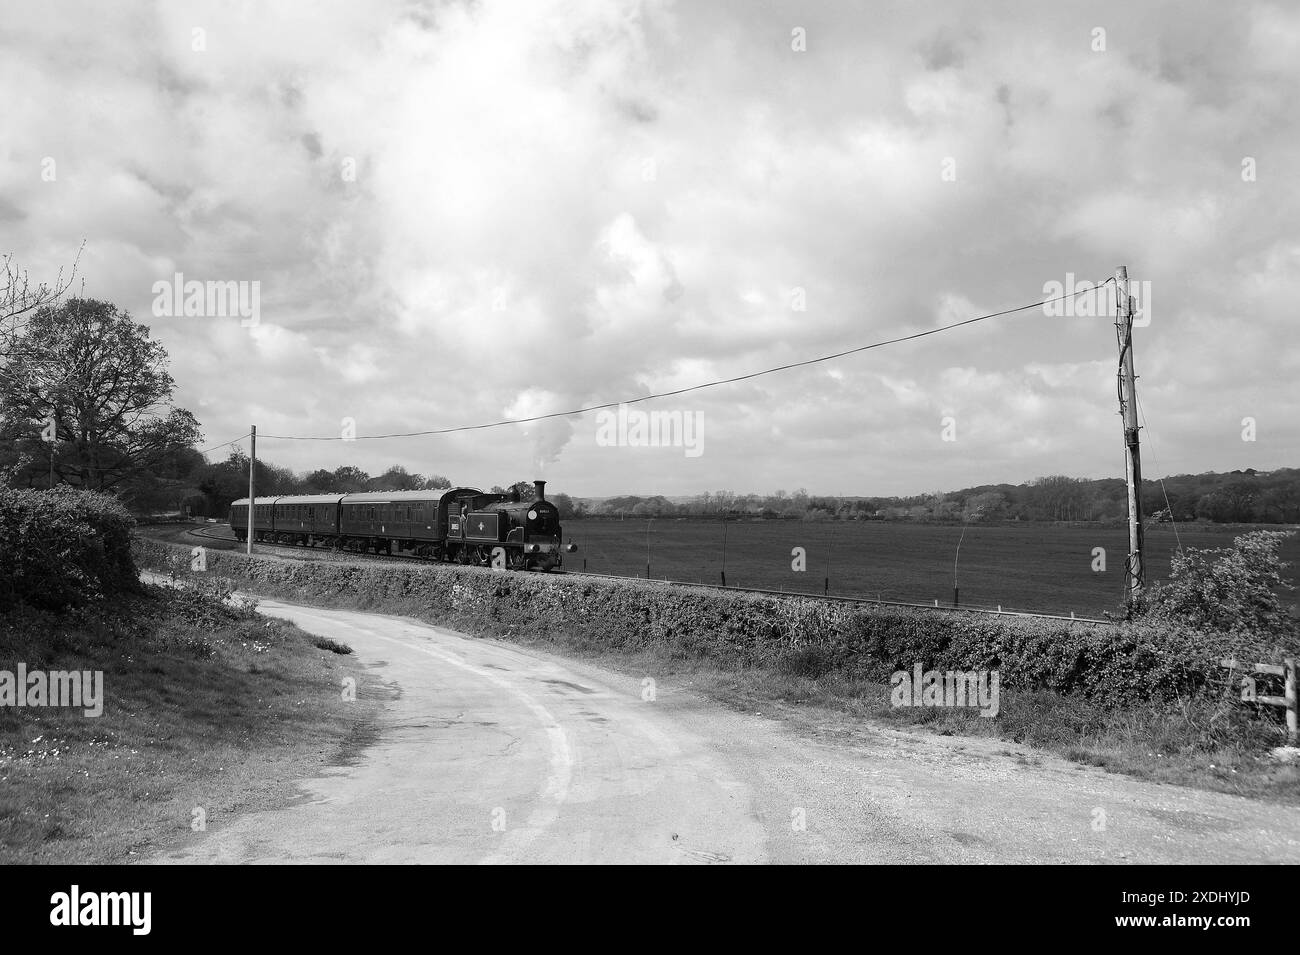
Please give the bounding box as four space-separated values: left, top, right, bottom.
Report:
534 480 546 501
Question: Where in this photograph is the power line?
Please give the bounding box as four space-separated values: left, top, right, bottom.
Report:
198 432 251 455
261 280 1118 442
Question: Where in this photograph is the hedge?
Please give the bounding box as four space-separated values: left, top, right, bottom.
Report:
1 487 140 612
132 537 1294 709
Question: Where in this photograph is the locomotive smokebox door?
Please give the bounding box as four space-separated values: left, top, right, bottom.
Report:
465 512 500 541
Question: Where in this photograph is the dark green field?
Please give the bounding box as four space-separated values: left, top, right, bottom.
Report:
562 520 1300 617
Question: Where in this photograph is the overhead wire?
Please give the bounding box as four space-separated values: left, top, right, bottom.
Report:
197 432 251 455
260 279 1119 442
1135 390 1183 553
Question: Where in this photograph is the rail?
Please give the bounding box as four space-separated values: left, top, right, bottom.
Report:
565 571 1114 624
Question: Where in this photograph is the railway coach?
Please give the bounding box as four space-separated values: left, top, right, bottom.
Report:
336 487 482 556
230 493 347 544
228 496 277 542
272 493 345 540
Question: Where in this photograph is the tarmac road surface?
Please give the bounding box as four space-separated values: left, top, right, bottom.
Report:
147 598 1300 864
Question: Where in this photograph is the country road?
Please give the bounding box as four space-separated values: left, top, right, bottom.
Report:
148 598 1300 865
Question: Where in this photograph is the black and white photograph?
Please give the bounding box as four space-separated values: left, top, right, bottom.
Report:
0 0 1297 914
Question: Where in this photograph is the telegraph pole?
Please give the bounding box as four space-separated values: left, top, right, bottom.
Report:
1115 267 1144 608
246 424 256 555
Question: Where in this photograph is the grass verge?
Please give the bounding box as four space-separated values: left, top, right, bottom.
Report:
0 581 383 864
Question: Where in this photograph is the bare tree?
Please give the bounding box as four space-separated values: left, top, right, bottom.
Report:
0 244 83 358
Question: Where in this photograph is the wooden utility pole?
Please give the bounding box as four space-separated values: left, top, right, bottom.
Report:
246 424 256 555
1115 267 1144 607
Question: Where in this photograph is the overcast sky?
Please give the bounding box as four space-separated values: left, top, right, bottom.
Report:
4 0 1297 496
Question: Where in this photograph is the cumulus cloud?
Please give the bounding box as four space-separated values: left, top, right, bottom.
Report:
2 0 1296 495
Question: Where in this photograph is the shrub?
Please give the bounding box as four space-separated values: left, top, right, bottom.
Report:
0 487 139 612
1145 530 1297 637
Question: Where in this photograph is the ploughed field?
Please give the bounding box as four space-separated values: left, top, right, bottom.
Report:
562 519 1300 618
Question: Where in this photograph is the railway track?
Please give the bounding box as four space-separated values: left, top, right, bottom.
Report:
157 523 1114 625
182 523 433 567
570 571 1115 624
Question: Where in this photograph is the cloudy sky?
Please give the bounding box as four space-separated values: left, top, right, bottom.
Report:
4 0 1297 496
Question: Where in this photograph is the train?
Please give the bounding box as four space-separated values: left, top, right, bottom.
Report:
228 479 575 572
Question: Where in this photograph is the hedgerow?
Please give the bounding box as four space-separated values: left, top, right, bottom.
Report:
132 537 1295 709
0 487 139 612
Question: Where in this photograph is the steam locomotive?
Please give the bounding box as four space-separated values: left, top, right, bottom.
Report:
228 479 575 571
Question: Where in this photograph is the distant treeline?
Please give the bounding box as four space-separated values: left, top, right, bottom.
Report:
79 445 1300 528
575 469 1300 524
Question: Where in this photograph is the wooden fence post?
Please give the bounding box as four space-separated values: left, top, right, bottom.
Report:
1287 657 1297 743
1221 657 1298 745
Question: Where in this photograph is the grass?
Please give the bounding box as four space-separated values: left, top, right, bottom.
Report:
0 582 383 864
565 519 1300 617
